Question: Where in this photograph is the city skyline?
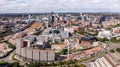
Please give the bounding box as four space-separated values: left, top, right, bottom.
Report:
1 7 120 66
0 0 120 13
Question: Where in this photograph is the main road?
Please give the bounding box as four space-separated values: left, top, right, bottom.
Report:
0 49 15 63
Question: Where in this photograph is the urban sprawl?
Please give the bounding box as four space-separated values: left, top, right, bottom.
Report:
0 13 120 67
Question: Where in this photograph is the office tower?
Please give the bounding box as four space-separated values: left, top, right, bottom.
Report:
100 15 106 23
51 12 54 24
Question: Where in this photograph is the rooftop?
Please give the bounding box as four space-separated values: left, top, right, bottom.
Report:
81 36 96 41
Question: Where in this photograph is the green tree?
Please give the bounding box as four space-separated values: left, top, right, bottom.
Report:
97 38 103 42
110 37 120 43
116 48 120 53
77 30 84 34
110 49 115 53
76 64 86 67
63 49 68 55
103 37 109 42
13 62 20 67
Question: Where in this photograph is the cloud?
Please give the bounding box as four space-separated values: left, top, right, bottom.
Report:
0 0 120 13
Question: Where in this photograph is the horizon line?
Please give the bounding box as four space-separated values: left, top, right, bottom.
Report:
0 12 120 14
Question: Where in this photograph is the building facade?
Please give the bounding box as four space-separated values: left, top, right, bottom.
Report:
16 39 55 62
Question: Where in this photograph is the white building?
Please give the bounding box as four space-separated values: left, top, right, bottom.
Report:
97 30 112 39
64 27 74 33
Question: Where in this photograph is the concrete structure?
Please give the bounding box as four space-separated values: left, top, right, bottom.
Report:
18 48 55 62
16 35 55 62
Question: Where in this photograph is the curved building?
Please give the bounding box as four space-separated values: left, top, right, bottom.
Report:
16 35 55 62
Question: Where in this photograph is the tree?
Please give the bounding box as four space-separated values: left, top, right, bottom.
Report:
77 30 84 34
76 64 86 67
13 62 20 67
97 37 109 42
110 49 115 53
103 37 109 42
28 62 36 67
116 48 120 53
63 49 68 55
97 38 103 42
111 37 116 41
110 37 120 43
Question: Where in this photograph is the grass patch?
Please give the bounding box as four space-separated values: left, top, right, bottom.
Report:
0 60 8 65
110 37 120 43
111 40 120 43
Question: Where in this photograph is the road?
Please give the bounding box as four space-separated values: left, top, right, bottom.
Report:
0 50 15 63
0 21 36 63
109 42 120 49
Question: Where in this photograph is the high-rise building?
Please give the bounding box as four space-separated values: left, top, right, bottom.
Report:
51 16 54 24
100 15 106 23
51 12 55 24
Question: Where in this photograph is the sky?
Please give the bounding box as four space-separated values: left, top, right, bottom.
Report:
0 0 120 13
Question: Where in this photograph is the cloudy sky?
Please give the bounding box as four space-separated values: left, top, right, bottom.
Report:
0 0 120 13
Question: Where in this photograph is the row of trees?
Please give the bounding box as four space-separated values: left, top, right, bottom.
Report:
110 48 120 53
27 60 86 67
97 37 120 43
76 29 98 36
0 61 20 67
